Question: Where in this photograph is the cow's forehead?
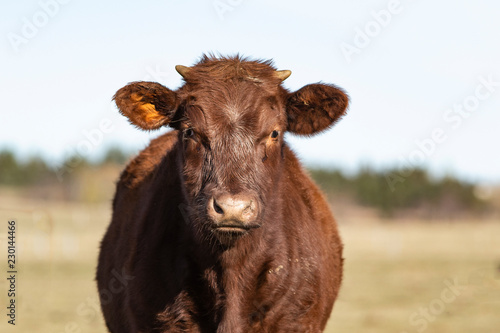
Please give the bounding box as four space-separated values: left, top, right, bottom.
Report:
182 80 283 137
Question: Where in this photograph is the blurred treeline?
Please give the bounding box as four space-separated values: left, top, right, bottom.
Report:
310 168 497 219
0 148 128 203
0 148 498 219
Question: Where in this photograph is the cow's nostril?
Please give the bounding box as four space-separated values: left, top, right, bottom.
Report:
208 194 259 225
213 199 224 215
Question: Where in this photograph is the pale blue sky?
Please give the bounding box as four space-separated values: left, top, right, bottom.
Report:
1 0 499 183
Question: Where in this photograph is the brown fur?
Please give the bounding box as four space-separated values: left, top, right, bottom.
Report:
97 55 349 332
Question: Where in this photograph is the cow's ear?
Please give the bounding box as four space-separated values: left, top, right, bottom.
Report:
286 84 349 135
114 81 179 130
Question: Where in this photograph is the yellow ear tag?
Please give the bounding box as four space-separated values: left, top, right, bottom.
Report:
140 103 165 123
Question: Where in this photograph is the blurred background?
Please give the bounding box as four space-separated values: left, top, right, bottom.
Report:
1 0 499 332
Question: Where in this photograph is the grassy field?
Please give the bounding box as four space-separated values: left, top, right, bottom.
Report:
0 195 499 333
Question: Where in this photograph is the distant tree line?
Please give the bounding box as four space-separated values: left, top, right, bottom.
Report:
0 150 56 186
310 168 489 217
0 148 492 217
0 147 129 186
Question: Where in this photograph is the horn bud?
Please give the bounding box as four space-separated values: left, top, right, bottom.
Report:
275 70 292 81
175 65 191 78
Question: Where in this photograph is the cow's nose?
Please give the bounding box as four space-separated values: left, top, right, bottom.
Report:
208 193 258 225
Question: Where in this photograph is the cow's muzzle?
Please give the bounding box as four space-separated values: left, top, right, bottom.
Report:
207 193 260 232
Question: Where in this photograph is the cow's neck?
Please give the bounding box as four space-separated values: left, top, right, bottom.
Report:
190 199 285 332
219 232 278 332
181 162 286 330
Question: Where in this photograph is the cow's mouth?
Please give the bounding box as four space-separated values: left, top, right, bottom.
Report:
208 220 261 246
211 221 261 234
214 226 248 233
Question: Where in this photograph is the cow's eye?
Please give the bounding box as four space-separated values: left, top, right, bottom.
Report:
184 128 194 139
270 130 279 139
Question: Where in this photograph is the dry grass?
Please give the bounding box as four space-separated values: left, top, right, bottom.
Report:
326 218 500 333
0 194 499 333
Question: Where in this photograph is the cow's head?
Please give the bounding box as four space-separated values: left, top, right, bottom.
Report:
114 56 348 246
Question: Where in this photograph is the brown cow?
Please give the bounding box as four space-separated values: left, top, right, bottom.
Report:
97 55 348 333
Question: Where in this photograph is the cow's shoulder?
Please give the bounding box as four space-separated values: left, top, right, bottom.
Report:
282 144 336 232
282 144 321 199
120 130 179 189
